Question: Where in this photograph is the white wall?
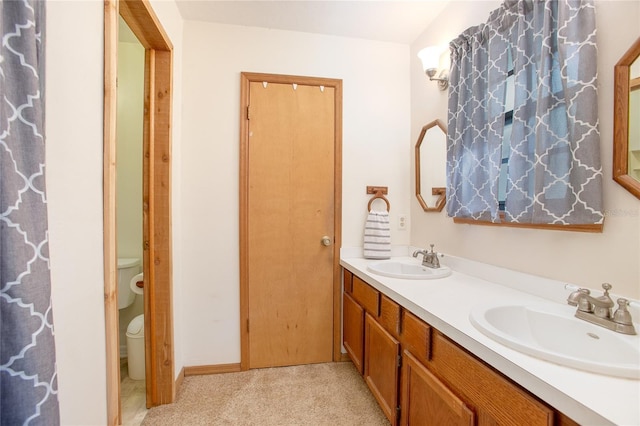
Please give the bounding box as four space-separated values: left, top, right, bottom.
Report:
115 39 145 356
116 40 144 260
46 0 184 424
180 22 411 366
47 1 107 423
410 1 640 300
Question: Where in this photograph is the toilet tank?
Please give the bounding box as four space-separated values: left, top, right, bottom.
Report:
118 258 140 309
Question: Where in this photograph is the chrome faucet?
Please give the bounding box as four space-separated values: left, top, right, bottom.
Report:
567 283 636 335
413 244 442 269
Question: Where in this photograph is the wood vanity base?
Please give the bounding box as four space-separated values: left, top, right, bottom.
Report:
342 268 580 426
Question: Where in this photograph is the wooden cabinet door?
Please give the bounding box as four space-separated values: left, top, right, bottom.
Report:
365 313 401 425
402 350 474 426
343 292 365 374
430 331 553 425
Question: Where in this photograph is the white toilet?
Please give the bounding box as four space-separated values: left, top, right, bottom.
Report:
127 272 145 380
116 261 146 380
117 258 140 309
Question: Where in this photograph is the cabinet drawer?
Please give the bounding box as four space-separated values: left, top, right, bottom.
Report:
430 331 554 426
352 276 380 316
343 268 353 294
401 310 431 363
379 295 401 338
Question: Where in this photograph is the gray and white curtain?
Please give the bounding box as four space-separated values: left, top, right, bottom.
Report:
447 23 506 222
1 1 60 425
447 0 603 225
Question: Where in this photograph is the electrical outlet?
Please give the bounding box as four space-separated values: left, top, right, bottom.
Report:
398 214 407 230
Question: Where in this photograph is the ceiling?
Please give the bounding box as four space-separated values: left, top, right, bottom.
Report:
174 1 450 44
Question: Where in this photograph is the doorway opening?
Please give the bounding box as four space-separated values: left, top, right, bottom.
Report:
115 15 145 423
104 0 174 424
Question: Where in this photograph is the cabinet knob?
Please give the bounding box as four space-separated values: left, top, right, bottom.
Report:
321 236 332 246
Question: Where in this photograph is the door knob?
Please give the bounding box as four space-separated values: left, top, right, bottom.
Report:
321 236 332 246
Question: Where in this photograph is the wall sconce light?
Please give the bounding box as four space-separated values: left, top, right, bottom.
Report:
417 46 449 91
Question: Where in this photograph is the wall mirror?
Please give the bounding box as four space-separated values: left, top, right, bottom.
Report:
415 119 447 212
613 36 640 199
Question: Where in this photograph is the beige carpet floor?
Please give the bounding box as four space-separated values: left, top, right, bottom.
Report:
142 362 390 426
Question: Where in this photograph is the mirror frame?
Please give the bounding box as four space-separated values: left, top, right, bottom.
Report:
415 119 447 212
613 36 640 200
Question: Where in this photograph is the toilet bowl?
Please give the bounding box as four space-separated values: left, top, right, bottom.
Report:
117 258 140 309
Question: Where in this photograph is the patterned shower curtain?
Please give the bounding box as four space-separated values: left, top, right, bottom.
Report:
447 0 603 225
1 1 60 425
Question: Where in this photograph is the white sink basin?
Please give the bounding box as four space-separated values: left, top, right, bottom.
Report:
470 303 640 379
367 261 452 280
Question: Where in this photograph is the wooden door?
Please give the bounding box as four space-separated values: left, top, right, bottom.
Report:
243 75 339 368
364 313 401 425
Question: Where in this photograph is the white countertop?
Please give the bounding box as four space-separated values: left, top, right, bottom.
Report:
340 247 640 426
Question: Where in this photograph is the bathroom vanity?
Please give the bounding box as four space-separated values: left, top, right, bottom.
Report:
341 248 640 425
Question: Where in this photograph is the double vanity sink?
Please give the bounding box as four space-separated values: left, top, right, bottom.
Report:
345 250 640 425
367 256 639 380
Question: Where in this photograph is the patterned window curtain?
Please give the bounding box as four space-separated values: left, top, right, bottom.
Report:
1 1 60 425
504 0 602 224
446 0 603 225
446 23 506 222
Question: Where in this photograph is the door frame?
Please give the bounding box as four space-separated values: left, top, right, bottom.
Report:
238 72 343 370
104 0 174 423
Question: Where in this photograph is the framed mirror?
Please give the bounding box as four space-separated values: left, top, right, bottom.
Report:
613 36 640 199
415 119 447 212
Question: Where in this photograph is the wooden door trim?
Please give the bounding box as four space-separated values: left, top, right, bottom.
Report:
104 1 174 424
239 72 343 370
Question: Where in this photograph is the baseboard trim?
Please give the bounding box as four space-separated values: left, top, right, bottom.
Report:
184 359 352 377
184 363 242 377
174 366 185 396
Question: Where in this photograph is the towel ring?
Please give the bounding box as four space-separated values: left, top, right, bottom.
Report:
368 192 390 212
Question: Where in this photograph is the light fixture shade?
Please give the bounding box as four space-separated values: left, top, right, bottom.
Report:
417 45 449 91
417 46 441 73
